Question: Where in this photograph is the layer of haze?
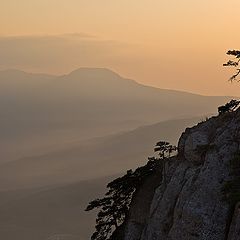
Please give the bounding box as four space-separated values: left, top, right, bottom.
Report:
0 68 232 239
1 0 240 95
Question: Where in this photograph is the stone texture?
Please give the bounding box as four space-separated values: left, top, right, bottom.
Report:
120 109 240 240
227 203 240 240
123 165 163 240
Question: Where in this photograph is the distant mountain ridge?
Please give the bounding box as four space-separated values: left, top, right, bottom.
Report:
0 116 214 190
0 67 233 96
0 68 234 163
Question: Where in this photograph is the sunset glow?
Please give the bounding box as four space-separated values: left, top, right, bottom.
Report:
1 0 240 95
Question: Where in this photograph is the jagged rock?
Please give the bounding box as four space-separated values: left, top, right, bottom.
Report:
123 166 163 240
118 109 240 240
184 131 209 163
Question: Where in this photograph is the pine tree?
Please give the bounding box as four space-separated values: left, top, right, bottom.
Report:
86 141 177 239
224 50 240 81
154 141 177 187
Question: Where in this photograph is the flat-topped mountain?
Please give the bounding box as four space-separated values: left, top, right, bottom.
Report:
0 68 233 162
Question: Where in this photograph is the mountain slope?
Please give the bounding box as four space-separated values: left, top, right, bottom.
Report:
0 68 233 163
117 108 240 240
0 117 201 190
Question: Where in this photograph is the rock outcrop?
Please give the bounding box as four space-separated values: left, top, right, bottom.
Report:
119 109 240 240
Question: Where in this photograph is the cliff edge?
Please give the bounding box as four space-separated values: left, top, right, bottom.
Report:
118 108 240 240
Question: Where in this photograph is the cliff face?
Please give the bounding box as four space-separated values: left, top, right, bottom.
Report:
120 109 240 240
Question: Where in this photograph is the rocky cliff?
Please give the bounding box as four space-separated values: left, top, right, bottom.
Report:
118 108 240 240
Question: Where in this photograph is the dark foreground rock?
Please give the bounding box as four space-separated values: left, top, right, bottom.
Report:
117 109 240 240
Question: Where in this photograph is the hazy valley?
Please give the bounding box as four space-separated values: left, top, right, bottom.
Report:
0 68 235 239
0 68 231 163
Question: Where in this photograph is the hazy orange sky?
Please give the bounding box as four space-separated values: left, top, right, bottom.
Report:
1 0 240 96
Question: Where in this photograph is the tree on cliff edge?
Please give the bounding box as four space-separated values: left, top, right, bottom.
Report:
86 141 177 240
154 141 177 187
224 50 240 81
218 99 240 115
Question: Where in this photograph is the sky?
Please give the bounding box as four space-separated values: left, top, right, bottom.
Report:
0 0 240 96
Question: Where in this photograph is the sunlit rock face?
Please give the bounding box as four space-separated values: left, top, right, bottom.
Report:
119 108 240 240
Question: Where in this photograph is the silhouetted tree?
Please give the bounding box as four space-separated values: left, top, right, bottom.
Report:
85 141 177 239
154 141 177 187
218 99 240 115
224 50 240 81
